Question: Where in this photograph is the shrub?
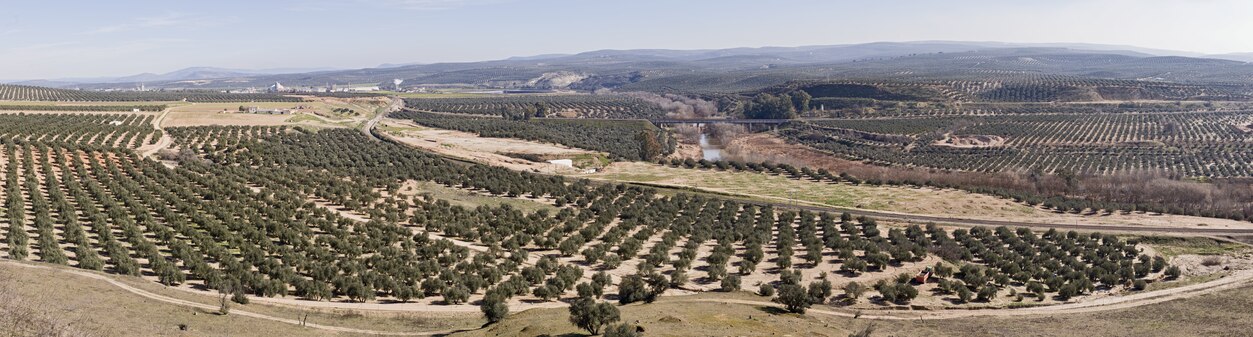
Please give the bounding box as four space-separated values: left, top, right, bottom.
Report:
1201 256 1223 267
568 298 620 335
758 284 776 297
604 323 642 337
807 279 833 304
720 275 742 292
481 295 509 324
776 284 811 314
1165 265 1182 279
842 282 866 303
976 285 998 302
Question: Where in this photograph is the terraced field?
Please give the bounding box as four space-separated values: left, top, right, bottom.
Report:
786 112 1253 177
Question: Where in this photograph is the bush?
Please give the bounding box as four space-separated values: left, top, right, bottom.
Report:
1159 263 1181 278
956 286 973 303
617 275 649 304
1201 256 1223 266
444 285 470 304
976 285 998 302
808 279 833 304
1057 284 1078 301
568 298 620 335
758 284 775 297
669 269 688 289
720 275 742 292
776 284 811 314
842 282 866 303
481 295 509 324
1151 256 1167 272
604 323 642 337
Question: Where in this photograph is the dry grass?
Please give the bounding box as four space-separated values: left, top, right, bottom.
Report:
1202 256 1225 266
163 99 384 128
0 261 481 336
0 262 338 336
456 286 1253 337
582 161 1040 218
1143 236 1251 257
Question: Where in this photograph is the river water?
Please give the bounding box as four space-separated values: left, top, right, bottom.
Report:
699 133 722 161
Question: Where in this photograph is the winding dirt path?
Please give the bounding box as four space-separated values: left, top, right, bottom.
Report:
0 260 463 336
138 107 174 158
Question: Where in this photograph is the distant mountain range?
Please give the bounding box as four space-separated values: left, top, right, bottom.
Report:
9 67 343 87
9 41 1253 93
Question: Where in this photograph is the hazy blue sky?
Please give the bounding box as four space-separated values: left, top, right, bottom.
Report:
2 0 1250 79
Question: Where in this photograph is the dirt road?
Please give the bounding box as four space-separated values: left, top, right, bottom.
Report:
137 107 174 158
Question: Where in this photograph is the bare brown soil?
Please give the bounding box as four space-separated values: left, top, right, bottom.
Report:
378 119 594 174
933 134 1006 148
1237 123 1253 133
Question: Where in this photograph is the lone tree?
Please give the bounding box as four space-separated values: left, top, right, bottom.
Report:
842 281 867 304
808 279 833 304
480 294 509 324
569 298 621 335
776 284 811 314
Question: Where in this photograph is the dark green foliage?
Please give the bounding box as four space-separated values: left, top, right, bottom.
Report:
807 279 833 304
1165 265 1182 279
568 298 620 335
758 283 775 297
481 294 509 324
776 283 811 314
720 275 742 292
394 110 675 161
604 323 642 337
743 93 798 119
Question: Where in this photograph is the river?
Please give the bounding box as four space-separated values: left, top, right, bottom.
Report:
699 133 722 161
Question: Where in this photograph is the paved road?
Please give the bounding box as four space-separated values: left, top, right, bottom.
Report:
361 97 403 141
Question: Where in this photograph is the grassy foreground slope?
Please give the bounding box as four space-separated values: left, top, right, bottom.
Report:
460 286 1253 337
